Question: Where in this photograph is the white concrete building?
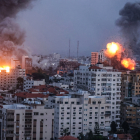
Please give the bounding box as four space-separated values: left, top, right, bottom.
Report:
98 49 106 63
0 67 25 90
53 53 61 60
46 91 112 138
51 82 69 90
23 76 45 91
22 56 32 70
0 104 54 140
74 64 121 129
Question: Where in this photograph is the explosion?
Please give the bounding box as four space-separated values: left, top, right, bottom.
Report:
0 66 10 72
121 58 135 70
104 42 136 70
104 42 123 60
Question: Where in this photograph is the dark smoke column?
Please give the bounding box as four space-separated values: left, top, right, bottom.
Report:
116 2 140 56
0 0 35 65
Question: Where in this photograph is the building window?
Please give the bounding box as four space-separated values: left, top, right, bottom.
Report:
34 112 39 115
92 101 96 104
98 101 101 104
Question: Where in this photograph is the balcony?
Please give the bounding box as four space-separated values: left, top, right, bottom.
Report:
24 127 32 130
105 111 111 116
14 133 19 136
7 121 14 125
7 115 14 119
24 133 31 136
7 127 14 130
6 134 14 137
100 124 104 126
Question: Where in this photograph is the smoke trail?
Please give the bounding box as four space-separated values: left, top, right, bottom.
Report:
0 0 35 65
116 2 140 56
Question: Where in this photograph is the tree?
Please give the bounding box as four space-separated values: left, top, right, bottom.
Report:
110 121 117 134
94 122 100 135
132 130 140 140
17 77 23 90
87 129 94 140
61 128 70 136
122 121 129 134
77 132 85 140
17 77 23 84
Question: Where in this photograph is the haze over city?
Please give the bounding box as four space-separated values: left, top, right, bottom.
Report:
0 1 140 140
17 0 136 56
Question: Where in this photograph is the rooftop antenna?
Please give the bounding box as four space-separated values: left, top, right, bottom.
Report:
77 41 79 59
69 39 70 59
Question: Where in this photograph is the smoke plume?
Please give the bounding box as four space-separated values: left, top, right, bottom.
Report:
116 2 140 56
0 0 35 65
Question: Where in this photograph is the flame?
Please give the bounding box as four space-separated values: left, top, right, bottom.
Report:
121 58 135 70
0 66 10 72
104 42 123 60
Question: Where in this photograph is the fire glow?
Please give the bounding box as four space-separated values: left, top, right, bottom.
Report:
0 66 10 72
104 42 136 70
104 42 123 60
121 58 135 70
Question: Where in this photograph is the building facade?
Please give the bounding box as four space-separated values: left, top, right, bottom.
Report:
91 52 98 65
0 67 25 90
0 104 54 140
74 64 121 129
121 102 140 128
46 91 118 138
23 76 45 91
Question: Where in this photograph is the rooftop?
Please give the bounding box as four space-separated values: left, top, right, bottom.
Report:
59 136 78 140
15 92 49 98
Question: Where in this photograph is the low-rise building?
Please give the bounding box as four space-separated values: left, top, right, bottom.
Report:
23 76 45 91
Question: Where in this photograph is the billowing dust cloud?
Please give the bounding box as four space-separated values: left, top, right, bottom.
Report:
0 0 35 65
116 2 140 56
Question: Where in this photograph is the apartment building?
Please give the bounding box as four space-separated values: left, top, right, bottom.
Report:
23 76 45 91
0 104 54 140
121 71 140 100
0 67 25 90
98 49 106 63
74 64 121 127
91 50 106 65
121 102 140 128
46 91 118 138
91 52 98 65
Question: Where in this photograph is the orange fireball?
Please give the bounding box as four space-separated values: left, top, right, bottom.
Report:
104 42 123 60
104 42 136 70
121 58 135 70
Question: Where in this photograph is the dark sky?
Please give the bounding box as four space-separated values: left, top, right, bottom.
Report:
17 0 136 57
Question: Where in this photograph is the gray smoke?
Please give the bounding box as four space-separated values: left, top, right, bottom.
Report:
0 0 35 65
116 2 140 56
